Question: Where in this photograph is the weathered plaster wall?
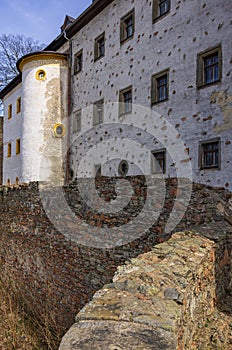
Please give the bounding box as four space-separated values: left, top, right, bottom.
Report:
2 56 69 186
2 83 22 185
0 177 231 345
59 232 232 350
20 56 69 184
68 0 232 189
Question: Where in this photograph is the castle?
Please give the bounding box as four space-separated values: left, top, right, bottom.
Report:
0 0 231 190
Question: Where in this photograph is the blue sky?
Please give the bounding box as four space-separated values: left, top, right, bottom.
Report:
0 0 92 46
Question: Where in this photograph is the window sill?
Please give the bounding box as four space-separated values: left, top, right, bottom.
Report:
197 79 221 90
200 165 220 171
153 12 170 24
120 34 134 45
151 98 169 106
94 54 105 62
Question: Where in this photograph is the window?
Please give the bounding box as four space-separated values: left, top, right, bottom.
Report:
120 9 135 43
94 164 101 177
199 139 220 169
15 177 19 185
118 160 129 176
73 110 81 133
16 139 20 155
54 123 66 137
151 69 169 104
93 99 104 126
153 0 170 22
35 69 46 81
197 45 222 88
151 150 166 173
7 143 11 157
16 97 21 114
119 86 133 116
94 33 105 61
74 50 83 74
8 104 12 119
7 179 11 186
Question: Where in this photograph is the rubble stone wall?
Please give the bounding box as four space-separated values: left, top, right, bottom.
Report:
0 177 231 343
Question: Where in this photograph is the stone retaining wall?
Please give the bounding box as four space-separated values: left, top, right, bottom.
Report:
0 177 231 345
59 232 232 350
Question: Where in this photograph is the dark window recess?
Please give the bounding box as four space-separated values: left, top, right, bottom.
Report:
95 164 101 177
151 70 169 104
119 86 132 115
118 160 129 176
204 54 219 84
93 99 104 125
200 141 220 169
120 9 135 43
153 0 171 22
197 45 222 88
74 50 83 74
151 150 166 173
94 33 105 61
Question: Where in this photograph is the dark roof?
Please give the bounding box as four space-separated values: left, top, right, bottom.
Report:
60 15 75 33
0 0 113 100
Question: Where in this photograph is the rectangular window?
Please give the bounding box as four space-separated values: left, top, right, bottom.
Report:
153 0 170 22
16 138 20 155
74 50 83 74
94 164 101 177
151 69 169 104
7 143 11 157
94 33 105 61
73 109 81 133
197 45 222 88
93 99 104 126
120 9 135 44
8 104 12 119
119 86 133 116
199 139 220 169
151 150 166 173
16 97 21 114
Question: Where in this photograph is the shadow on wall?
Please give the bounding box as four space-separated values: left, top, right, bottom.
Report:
215 233 232 316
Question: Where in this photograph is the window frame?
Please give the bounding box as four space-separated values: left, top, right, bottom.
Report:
94 32 105 61
8 104 12 119
197 45 222 89
119 86 133 116
151 69 169 105
7 142 12 157
120 9 135 44
74 49 83 74
93 99 104 126
199 138 221 170
151 149 166 174
16 97 21 114
153 0 171 23
73 109 82 134
16 138 20 155
94 164 102 177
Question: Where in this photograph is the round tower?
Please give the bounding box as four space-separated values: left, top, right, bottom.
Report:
17 51 69 185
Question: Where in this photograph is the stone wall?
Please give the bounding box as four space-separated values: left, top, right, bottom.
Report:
0 177 231 345
59 232 232 350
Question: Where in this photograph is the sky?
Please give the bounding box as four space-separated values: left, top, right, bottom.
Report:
0 0 92 46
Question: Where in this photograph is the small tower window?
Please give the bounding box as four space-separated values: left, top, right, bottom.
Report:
54 123 66 137
35 69 46 81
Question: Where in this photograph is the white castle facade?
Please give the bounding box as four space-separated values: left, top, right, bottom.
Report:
0 0 231 190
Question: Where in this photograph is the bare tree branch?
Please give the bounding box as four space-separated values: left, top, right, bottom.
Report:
0 33 44 91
